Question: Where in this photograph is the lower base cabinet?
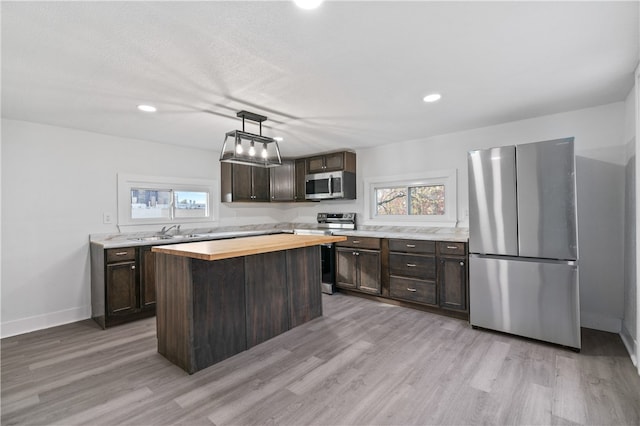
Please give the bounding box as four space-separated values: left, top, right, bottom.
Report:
91 244 156 329
439 256 467 311
337 238 469 319
336 237 381 295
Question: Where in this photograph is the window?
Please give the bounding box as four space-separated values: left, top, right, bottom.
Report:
364 170 457 226
117 174 217 226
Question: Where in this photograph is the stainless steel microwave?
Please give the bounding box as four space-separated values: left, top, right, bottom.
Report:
305 171 356 200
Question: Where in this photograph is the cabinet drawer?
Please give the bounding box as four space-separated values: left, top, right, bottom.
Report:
438 242 466 256
336 236 380 250
106 247 136 263
390 277 436 305
389 253 436 279
389 239 435 254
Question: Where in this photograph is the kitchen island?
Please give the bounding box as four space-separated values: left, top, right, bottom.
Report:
151 233 346 374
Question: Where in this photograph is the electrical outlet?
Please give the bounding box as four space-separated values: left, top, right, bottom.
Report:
103 212 113 224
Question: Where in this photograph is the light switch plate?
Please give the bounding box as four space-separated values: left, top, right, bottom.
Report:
103 212 113 224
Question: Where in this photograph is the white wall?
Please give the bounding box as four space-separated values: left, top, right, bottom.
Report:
1 100 630 336
0 120 281 337
355 102 628 333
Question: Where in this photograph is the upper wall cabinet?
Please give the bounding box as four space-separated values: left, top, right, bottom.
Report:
269 159 295 202
294 158 307 203
221 162 270 202
306 151 356 174
221 150 356 203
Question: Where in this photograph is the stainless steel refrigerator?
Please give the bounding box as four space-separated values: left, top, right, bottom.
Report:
468 137 580 349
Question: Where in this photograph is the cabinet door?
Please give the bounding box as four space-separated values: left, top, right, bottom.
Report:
251 166 270 202
106 261 137 315
232 164 253 201
357 250 381 294
306 156 326 173
139 246 156 309
439 257 467 311
270 160 294 201
294 159 307 202
323 152 345 172
336 247 357 289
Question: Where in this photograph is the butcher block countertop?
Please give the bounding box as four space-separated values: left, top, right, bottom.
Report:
151 233 346 261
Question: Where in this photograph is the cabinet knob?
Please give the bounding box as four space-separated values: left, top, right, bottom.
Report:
460 261 464 266
131 265 136 270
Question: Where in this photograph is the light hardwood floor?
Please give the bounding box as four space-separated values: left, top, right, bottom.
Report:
2 293 639 425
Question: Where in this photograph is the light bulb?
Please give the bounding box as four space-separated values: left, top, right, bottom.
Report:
423 93 442 103
235 142 243 154
249 141 256 156
294 0 323 10
261 143 268 159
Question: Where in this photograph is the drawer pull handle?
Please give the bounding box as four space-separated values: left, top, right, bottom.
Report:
406 244 416 248
447 245 458 249
407 288 417 292
115 251 129 256
352 240 360 244
407 263 416 267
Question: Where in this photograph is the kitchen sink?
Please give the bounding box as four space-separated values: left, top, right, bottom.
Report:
128 235 175 242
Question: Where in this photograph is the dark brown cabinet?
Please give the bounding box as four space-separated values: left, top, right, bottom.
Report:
389 239 437 306
387 239 468 315
91 245 156 328
269 159 295 202
106 260 136 315
437 242 468 312
306 151 356 173
139 246 157 309
294 158 308 202
336 236 381 295
221 151 355 203
221 162 270 202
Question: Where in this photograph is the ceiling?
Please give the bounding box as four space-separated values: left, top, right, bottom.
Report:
2 1 638 157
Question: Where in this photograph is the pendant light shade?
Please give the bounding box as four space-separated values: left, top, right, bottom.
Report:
220 111 282 168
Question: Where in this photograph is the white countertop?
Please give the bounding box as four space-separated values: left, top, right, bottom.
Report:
90 224 469 248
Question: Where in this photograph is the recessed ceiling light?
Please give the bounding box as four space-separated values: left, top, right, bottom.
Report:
137 104 157 112
294 0 324 10
423 93 442 103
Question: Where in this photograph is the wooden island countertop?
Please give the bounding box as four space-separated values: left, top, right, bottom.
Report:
151 233 346 261
153 232 346 373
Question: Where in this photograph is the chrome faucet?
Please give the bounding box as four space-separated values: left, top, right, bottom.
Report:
159 224 180 235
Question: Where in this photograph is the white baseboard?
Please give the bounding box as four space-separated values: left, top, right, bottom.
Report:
620 323 638 368
1 306 91 338
580 311 622 333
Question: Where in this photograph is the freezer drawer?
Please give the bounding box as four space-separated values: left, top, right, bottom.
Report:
469 255 580 349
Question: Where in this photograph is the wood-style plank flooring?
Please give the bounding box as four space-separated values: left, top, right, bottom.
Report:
2 293 639 425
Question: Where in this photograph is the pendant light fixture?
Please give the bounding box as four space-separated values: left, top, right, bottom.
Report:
219 110 282 168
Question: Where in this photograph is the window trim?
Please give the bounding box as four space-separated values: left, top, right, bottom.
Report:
363 169 457 227
117 173 218 226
